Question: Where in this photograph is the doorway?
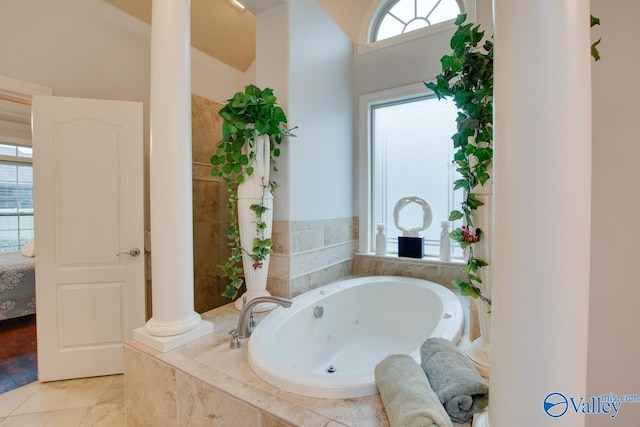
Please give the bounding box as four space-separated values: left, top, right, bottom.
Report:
0 75 46 394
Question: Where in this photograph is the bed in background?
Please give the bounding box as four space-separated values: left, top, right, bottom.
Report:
0 251 35 321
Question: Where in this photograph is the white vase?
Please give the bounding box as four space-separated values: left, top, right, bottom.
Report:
464 157 492 379
234 134 276 312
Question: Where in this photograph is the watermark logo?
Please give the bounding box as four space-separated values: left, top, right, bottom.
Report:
543 392 569 418
543 392 640 419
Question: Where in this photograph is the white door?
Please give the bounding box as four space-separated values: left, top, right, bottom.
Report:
32 95 145 381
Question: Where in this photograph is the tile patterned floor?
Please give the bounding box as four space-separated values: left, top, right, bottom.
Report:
0 375 124 426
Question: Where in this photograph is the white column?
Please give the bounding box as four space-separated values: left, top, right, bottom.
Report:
482 1 592 426
134 0 213 351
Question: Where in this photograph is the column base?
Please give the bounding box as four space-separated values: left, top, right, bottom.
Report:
473 408 490 427
133 319 213 352
464 336 490 380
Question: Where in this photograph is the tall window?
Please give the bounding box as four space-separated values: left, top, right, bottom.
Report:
372 0 463 42
0 143 33 252
363 89 463 259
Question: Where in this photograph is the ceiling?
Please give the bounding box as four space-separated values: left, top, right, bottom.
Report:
103 0 256 71
103 0 374 72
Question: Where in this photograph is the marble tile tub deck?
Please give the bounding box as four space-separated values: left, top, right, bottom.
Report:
125 300 473 427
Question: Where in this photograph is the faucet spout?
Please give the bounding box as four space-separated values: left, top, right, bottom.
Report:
236 295 292 339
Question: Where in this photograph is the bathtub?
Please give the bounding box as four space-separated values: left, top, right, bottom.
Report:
248 276 464 399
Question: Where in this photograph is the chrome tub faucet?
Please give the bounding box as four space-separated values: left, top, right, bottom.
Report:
229 295 292 349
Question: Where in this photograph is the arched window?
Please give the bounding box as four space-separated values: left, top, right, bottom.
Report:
372 0 464 42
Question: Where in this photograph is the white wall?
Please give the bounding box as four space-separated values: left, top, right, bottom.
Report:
288 0 354 221
353 28 455 97
0 0 251 227
255 3 292 221
255 0 354 222
587 0 640 424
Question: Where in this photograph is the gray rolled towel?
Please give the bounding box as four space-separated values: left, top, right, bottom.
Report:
375 354 453 427
420 338 489 424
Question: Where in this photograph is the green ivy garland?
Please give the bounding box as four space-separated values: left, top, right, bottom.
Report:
210 84 295 300
425 14 493 304
426 14 601 305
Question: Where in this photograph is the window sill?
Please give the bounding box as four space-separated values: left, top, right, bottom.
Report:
355 252 465 267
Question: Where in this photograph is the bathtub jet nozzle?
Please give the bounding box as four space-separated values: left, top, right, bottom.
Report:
313 305 324 319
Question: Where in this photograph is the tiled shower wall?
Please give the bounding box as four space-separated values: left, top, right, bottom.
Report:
191 95 230 313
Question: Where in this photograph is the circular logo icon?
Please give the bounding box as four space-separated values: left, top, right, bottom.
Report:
543 392 568 418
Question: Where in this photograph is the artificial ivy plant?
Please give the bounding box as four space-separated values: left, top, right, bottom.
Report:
425 13 493 304
426 14 601 304
210 84 295 300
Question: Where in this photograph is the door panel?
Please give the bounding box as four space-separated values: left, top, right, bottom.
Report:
32 95 144 381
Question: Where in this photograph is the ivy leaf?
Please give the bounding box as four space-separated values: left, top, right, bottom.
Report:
591 38 601 61
466 193 485 209
454 13 467 26
441 55 465 73
476 170 490 186
246 166 254 176
452 278 479 298
453 179 470 191
590 14 600 27
449 210 464 221
469 25 484 46
211 155 224 165
468 273 483 283
449 228 464 242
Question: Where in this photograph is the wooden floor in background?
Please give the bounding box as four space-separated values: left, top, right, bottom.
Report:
0 314 37 394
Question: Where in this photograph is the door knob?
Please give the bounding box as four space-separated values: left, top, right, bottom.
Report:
117 248 141 257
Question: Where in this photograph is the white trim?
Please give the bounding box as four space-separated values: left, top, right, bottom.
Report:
0 75 53 142
358 19 457 56
0 75 52 99
0 154 32 165
358 82 433 254
357 0 476 55
0 120 31 145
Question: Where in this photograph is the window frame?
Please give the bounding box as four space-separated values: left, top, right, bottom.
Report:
0 74 52 252
0 144 34 252
357 0 474 55
358 83 462 261
370 0 466 43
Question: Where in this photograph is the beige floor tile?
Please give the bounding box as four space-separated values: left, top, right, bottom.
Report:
79 402 125 427
12 376 114 416
97 375 124 405
0 407 91 427
0 382 40 417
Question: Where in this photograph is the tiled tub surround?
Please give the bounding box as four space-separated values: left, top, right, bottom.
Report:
124 297 472 427
353 254 467 289
269 217 357 298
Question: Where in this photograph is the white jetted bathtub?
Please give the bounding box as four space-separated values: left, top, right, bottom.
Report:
248 275 464 399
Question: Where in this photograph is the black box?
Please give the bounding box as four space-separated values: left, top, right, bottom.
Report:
398 236 423 258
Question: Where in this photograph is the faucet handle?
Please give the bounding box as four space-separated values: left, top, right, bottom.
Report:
229 329 242 349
